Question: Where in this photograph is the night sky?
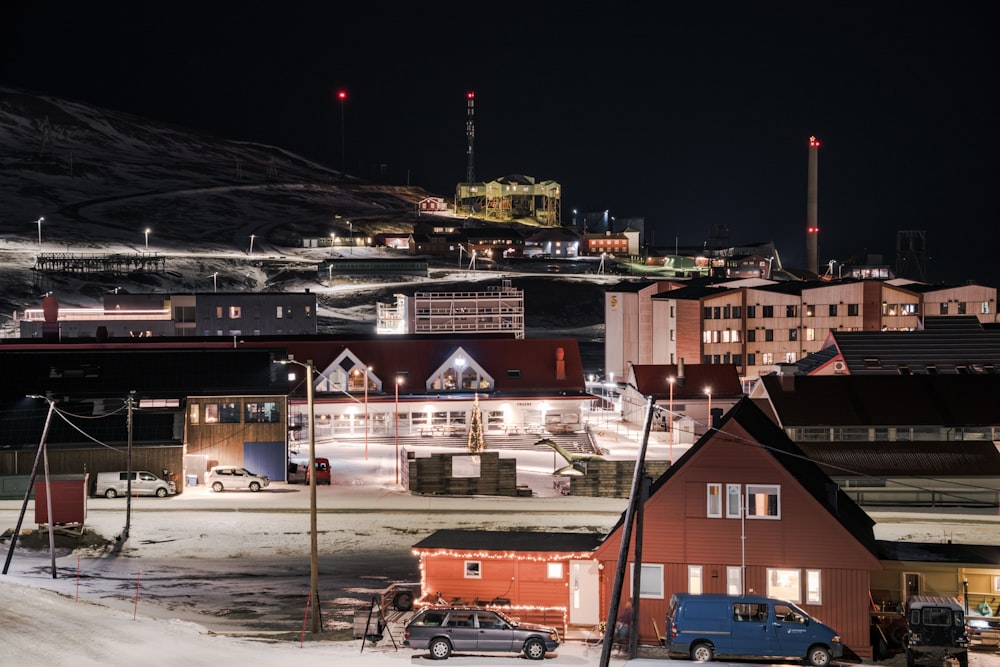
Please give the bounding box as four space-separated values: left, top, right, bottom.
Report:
2 3 996 284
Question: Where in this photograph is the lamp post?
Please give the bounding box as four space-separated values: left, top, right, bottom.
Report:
248 234 256 255
705 386 712 434
210 272 218 292
347 221 353 254
330 233 336 257
667 376 676 463
35 217 44 248
394 375 403 485
354 366 371 461
144 228 150 251
281 358 320 633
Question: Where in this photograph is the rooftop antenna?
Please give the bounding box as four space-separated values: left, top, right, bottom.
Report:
465 91 476 184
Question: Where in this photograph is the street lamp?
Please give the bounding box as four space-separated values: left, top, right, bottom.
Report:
330 233 336 257
248 234 256 255
394 375 404 485
280 358 321 633
347 221 352 254
705 386 712 434
354 366 372 461
35 217 44 248
144 228 150 251
667 376 676 463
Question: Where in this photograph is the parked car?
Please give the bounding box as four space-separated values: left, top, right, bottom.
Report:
287 457 331 485
404 606 559 660
664 593 842 667
205 466 269 492
904 595 969 667
94 471 176 498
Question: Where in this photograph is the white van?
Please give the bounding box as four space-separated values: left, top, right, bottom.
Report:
95 471 176 498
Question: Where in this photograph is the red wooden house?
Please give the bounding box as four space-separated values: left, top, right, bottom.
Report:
593 398 882 657
411 529 604 634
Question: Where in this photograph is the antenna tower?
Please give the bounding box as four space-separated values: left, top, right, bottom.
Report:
465 91 476 184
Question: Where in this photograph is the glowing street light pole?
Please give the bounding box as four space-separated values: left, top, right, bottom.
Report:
281 358 320 633
144 228 150 251
209 272 218 292
667 376 676 463
248 234 256 255
394 375 404 485
35 217 44 248
347 221 353 255
705 387 712 435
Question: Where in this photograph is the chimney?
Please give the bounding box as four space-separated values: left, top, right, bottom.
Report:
806 136 820 275
677 358 686 387
555 346 566 380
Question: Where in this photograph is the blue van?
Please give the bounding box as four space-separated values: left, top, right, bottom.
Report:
665 593 843 666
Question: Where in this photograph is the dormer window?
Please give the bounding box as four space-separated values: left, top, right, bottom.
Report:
428 347 494 392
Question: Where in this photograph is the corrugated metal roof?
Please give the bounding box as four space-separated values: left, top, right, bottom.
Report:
758 374 1000 426
876 540 1000 564
798 441 1000 477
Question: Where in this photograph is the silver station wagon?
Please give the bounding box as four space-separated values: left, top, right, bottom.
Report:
404 607 560 660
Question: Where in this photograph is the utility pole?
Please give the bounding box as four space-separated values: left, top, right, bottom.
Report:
124 391 135 540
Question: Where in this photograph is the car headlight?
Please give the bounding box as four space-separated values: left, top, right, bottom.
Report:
831 636 841 644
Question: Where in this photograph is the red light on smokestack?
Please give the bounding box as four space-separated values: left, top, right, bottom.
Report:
338 90 347 101
809 136 821 148
467 91 475 99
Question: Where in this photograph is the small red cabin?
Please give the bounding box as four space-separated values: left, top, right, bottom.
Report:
34 473 89 528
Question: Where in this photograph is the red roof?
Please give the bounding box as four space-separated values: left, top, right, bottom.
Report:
631 363 743 399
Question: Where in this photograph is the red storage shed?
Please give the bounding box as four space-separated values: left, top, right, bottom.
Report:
34 473 89 528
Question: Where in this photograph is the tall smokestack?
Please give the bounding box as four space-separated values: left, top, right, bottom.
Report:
465 91 476 184
806 136 820 275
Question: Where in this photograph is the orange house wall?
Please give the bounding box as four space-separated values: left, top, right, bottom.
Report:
418 552 574 611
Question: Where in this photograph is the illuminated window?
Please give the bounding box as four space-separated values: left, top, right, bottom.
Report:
229 306 241 319
547 563 564 579
688 565 703 594
204 403 219 423
727 566 742 595
806 569 822 604
276 306 283 319
767 568 800 603
189 403 200 425
746 484 780 519
707 483 722 518
805 328 816 341
464 561 481 578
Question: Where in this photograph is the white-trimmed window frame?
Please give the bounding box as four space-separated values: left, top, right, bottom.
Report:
464 560 482 578
726 484 742 518
746 484 781 519
707 483 722 518
688 565 703 594
806 569 822 604
629 563 665 599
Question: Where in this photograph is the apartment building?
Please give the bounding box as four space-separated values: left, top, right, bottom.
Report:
606 277 997 385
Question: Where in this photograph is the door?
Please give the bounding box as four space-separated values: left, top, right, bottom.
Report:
729 601 776 656
443 610 479 651
772 602 811 657
474 611 514 652
569 560 601 625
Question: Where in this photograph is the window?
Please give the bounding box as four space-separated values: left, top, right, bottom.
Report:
747 305 756 318
630 563 664 599
775 603 807 623
276 306 283 319
727 567 743 595
805 328 815 341
245 402 279 423
747 329 756 342
806 569 822 604
848 303 859 316
789 329 798 341
726 484 742 518
215 306 223 318
746 484 780 518
982 301 992 315
219 402 240 423
805 305 814 317
229 306 241 319
688 565 703 594
786 305 797 317
204 403 219 423
547 562 564 579
189 403 200 425
829 304 838 317
747 353 756 366
763 305 774 318
707 483 722 518
767 568 801 603
464 561 482 578
734 602 768 622
765 329 774 342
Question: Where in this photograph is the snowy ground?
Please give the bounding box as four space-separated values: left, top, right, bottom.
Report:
4 418 1000 666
